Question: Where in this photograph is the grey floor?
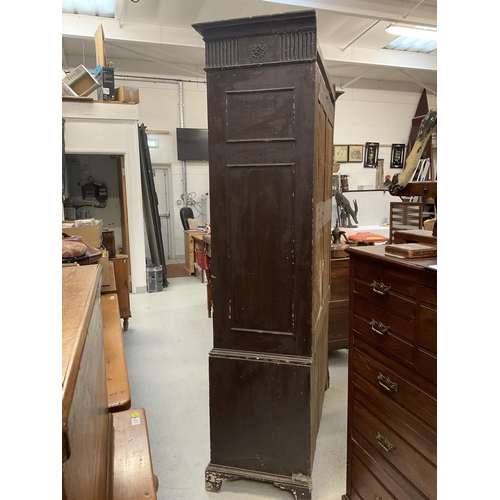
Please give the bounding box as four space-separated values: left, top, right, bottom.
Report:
123 270 348 500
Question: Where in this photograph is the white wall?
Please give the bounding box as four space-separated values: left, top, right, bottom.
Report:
123 73 436 237
118 76 209 257
331 79 437 190
63 101 147 293
64 67 437 262
328 78 437 227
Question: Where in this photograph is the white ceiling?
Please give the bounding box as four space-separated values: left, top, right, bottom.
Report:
62 0 437 91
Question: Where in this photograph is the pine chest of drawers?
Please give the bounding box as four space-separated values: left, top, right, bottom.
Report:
342 245 437 500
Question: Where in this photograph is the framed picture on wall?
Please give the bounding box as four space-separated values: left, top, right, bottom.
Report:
334 145 349 163
348 145 363 162
390 143 406 168
364 142 379 168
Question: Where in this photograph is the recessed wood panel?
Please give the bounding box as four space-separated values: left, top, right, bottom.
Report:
226 88 295 142
209 353 311 476
228 164 295 335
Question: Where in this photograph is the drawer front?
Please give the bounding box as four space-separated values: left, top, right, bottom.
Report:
354 295 415 344
331 258 349 301
353 296 415 366
354 262 418 298
350 452 396 500
416 287 437 382
350 440 427 500
328 306 349 348
353 335 436 396
352 399 437 500
352 347 437 430
420 284 437 307
419 302 437 355
352 376 437 465
353 278 416 321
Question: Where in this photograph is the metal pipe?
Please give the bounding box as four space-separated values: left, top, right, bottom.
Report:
179 81 188 207
396 68 437 95
115 74 206 84
341 20 380 52
403 0 427 20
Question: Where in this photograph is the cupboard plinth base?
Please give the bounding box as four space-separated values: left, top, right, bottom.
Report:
205 463 312 499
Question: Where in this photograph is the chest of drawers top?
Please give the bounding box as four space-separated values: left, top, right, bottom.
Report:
346 245 437 289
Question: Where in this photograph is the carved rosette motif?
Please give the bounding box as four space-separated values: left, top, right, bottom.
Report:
251 41 266 59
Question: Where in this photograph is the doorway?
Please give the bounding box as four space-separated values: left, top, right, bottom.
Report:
152 164 175 260
63 153 131 260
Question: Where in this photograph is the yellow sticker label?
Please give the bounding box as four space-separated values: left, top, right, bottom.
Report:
131 412 139 418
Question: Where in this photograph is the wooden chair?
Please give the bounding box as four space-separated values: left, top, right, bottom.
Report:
389 201 423 243
423 217 436 231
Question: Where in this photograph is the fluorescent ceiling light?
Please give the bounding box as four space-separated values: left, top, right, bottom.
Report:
386 25 437 41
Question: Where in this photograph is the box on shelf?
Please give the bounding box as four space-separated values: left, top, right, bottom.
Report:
62 220 109 285
100 250 111 286
62 65 101 97
95 66 116 101
116 86 140 103
62 219 103 247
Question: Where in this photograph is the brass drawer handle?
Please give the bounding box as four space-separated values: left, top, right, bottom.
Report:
377 373 398 392
371 280 391 296
370 319 388 336
376 432 396 452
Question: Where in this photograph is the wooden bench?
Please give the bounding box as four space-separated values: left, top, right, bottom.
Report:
63 264 158 499
101 292 131 412
109 408 159 498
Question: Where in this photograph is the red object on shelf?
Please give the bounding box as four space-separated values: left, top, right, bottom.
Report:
196 249 207 270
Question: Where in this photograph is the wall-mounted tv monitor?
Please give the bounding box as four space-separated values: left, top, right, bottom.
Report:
176 128 209 161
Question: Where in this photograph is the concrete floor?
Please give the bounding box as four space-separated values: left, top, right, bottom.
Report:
123 275 348 500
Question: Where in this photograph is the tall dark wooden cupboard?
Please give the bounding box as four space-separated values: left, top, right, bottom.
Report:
193 10 337 499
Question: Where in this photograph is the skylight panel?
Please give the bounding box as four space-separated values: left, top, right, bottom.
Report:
62 0 115 17
385 36 437 53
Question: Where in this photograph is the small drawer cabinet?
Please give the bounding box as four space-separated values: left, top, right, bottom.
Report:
328 253 349 350
342 245 437 500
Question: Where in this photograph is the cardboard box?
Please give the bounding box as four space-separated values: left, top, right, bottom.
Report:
62 221 110 285
96 66 116 101
62 221 102 248
62 65 101 97
100 251 111 286
116 86 140 103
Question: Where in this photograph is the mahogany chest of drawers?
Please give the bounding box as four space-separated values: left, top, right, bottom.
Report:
342 245 437 500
